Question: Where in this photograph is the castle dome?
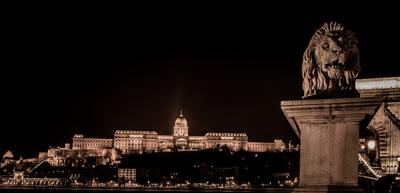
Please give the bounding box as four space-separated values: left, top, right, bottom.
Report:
174 110 188 127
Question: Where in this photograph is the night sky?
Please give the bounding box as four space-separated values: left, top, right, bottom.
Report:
2 6 399 157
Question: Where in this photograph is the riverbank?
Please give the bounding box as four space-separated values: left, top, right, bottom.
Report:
0 185 294 193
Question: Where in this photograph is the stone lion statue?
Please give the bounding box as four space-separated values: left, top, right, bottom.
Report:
302 22 361 99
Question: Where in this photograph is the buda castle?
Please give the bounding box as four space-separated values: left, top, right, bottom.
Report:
72 110 286 154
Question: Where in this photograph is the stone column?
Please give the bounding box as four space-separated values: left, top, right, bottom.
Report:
281 97 383 193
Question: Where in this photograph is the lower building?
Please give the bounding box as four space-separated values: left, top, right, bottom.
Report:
247 142 275 152
204 132 247 151
118 168 136 182
72 135 113 150
47 143 121 167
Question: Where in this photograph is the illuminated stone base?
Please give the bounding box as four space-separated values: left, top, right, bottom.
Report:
281 97 383 189
293 185 364 193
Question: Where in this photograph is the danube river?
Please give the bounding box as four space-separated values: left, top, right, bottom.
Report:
0 186 293 193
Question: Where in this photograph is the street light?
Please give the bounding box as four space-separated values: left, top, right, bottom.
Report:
366 139 377 166
367 140 376 150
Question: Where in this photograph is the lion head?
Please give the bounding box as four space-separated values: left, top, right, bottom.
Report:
302 22 361 99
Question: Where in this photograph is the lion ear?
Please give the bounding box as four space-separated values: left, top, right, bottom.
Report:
302 46 316 98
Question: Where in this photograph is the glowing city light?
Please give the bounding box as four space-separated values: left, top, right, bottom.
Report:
367 140 376 150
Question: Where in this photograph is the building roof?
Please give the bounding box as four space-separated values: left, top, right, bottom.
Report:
114 130 158 135
205 132 247 137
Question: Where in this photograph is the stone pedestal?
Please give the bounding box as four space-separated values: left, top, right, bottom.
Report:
281 97 383 193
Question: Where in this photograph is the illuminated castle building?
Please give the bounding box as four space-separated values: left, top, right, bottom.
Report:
71 110 286 154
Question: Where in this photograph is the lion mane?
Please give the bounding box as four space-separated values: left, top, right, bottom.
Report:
302 22 361 99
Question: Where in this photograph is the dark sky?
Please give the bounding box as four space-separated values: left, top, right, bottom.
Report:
2 5 399 156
